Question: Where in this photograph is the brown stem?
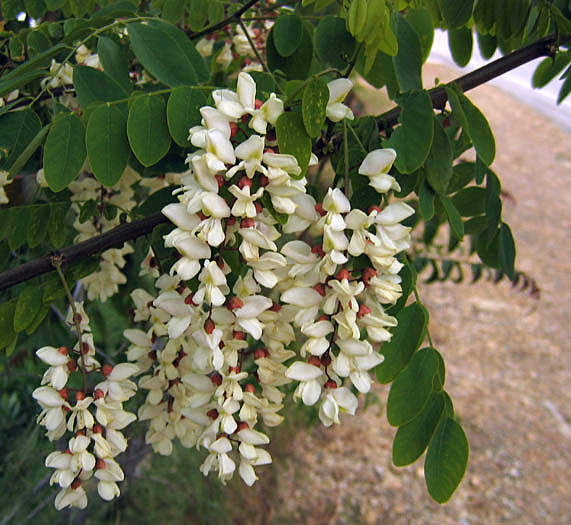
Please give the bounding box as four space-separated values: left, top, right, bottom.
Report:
188 0 260 40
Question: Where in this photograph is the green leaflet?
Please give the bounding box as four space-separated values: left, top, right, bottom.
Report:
43 113 86 192
86 104 130 186
302 77 328 138
127 95 171 167
424 417 469 503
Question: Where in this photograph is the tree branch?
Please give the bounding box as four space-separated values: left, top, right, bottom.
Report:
189 0 260 40
0 212 169 291
0 33 568 293
377 33 565 130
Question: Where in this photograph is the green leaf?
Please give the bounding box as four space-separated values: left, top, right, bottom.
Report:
267 23 314 80
393 390 446 466
392 13 423 92
86 104 130 186
424 417 469 503
425 118 453 194
26 303 49 335
273 13 303 57
188 0 208 30
127 20 208 87
44 113 86 192
0 108 42 171
25 0 46 18
419 179 435 220
384 90 434 174
557 66 571 104
499 222 516 279
532 54 571 88
302 77 328 138
48 201 71 248
448 26 473 67
406 7 435 63
438 0 474 28
27 204 51 247
135 185 178 216
441 196 464 239
127 95 171 167
163 0 186 24
73 66 129 115
447 161 475 193
451 186 486 216
2 0 24 19
91 0 137 19
476 31 497 60
8 124 49 177
459 94 495 166
376 302 429 384
13 286 42 333
79 199 97 223
275 111 312 178
387 347 442 427
358 51 399 96
315 15 356 70
97 36 132 92
0 301 16 351
27 29 51 57
166 86 206 147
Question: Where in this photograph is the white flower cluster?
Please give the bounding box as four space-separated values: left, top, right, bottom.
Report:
69 168 140 301
32 303 138 510
122 73 414 486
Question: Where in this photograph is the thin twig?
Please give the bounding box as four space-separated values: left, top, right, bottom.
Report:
189 0 260 40
52 255 87 392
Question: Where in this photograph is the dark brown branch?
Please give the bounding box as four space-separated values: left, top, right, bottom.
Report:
1 33 568 292
189 0 260 40
377 33 567 130
0 212 169 291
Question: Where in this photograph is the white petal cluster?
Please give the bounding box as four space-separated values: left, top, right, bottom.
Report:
0 170 13 204
121 72 414 487
33 304 137 510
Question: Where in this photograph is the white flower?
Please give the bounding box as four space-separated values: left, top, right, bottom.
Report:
229 184 264 218
0 171 13 204
36 346 70 390
226 134 266 179
234 295 273 339
286 361 324 406
95 363 138 402
196 37 214 57
358 148 400 193
326 78 354 122
318 386 358 426
216 41 233 70
195 260 229 307
200 436 236 483
54 486 88 510
250 93 284 134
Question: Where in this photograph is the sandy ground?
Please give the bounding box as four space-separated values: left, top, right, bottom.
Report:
233 63 571 524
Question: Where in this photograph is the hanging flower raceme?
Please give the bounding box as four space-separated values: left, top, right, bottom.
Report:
33 303 137 510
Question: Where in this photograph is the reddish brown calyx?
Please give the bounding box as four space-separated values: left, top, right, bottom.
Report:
244 383 256 393
93 423 104 434
75 391 86 402
320 353 332 367
357 304 371 318
228 365 241 374
240 217 255 229
210 373 223 386
314 203 326 217
254 99 263 109
58 346 69 356
308 356 321 367
336 269 351 281
233 330 247 340
313 283 326 297
227 296 245 310
311 245 325 257
184 293 196 306
204 318 215 334
70 479 82 490
215 174 226 189
95 458 106 470
361 267 377 285
269 302 281 312
324 379 338 389
229 122 239 139
207 408 219 420
235 421 249 432
58 388 69 400
368 205 382 215
238 176 253 189
102 364 113 377
254 348 269 360
67 360 78 372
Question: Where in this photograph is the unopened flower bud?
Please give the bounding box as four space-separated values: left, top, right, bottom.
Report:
93 423 104 434
361 267 377 285
315 203 326 216
71 479 82 490
238 176 252 189
94 389 105 400
233 330 246 340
